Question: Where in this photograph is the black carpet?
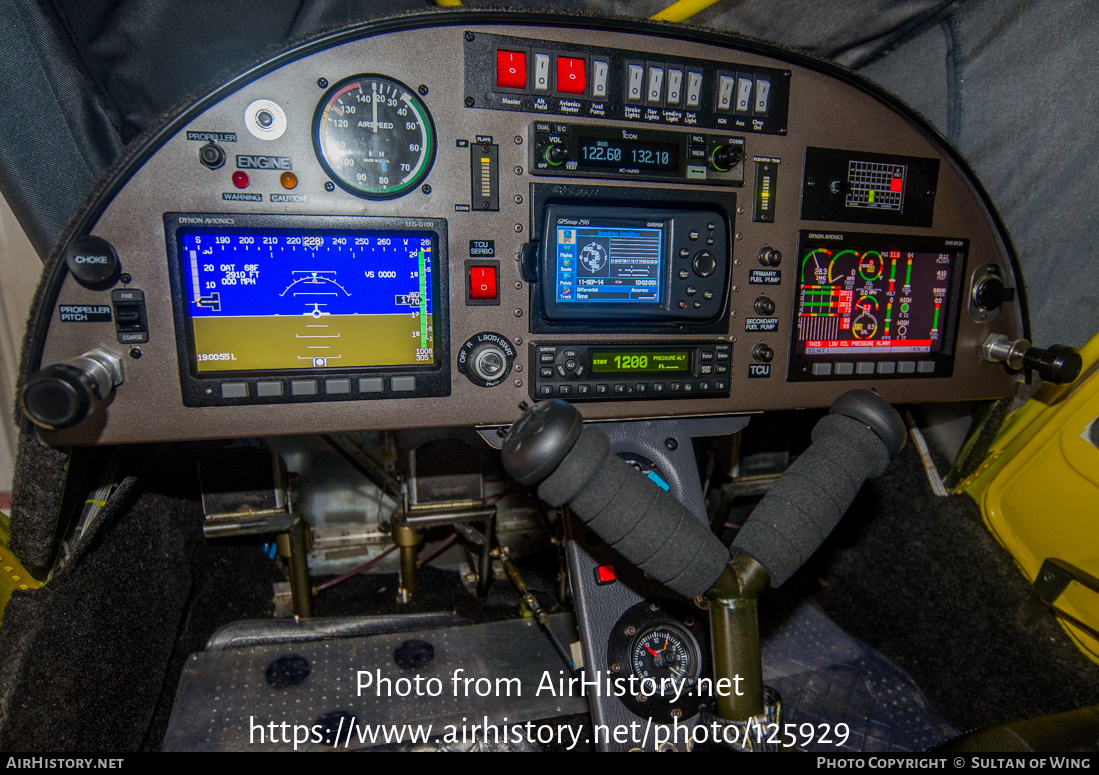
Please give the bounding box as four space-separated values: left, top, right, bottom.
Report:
803 442 1099 733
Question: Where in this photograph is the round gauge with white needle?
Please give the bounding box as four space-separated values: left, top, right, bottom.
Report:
313 74 436 199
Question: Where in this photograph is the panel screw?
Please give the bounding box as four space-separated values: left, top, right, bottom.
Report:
119 272 132 284
464 31 475 41
664 438 678 451
611 663 621 673
731 310 738 317
465 96 475 107
129 348 142 359
625 626 637 636
514 379 522 387
422 184 432 195
737 206 745 214
515 281 522 289
514 166 523 175
735 232 743 240
514 135 523 145
324 181 335 192
514 336 522 344
732 285 740 292
514 364 522 372
514 194 523 204
734 258 741 266
418 84 429 95
317 77 328 89
514 309 523 317
514 224 523 233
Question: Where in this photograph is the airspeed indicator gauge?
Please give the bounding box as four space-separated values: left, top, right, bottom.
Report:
314 74 436 199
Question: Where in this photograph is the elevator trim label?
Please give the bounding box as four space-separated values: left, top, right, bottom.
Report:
59 305 112 323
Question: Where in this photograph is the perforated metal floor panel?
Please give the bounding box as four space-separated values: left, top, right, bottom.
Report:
162 614 586 751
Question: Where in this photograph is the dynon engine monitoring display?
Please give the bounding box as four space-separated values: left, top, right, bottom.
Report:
789 231 967 380
554 221 664 304
179 228 435 373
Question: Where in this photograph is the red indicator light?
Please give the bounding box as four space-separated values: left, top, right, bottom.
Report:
595 565 616 585
557 56 587 94
496 50 527 90
890 177 903 192
468 265 497 300
231 170 249 188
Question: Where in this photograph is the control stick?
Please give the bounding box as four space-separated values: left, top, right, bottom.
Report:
501 390 906 720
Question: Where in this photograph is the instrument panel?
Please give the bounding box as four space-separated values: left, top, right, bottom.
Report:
23 11 1025 445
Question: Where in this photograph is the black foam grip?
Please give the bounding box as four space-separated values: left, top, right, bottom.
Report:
731 413 892 587
538 426 730 599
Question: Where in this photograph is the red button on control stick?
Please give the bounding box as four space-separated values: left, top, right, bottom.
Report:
469 266 497 300
496 50 527 89
557 56 587 94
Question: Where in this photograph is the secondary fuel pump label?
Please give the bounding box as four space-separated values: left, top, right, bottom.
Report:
59 305 112 322
744 318 779 332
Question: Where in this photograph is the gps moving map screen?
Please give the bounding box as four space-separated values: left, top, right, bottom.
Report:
180 228 435 373
554 221 664 304
790 231 965 378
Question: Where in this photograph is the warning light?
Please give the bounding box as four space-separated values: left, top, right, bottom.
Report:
890 177 903 192
231 170 249 188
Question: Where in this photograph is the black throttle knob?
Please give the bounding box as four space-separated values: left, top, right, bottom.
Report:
1022 344 1082 385
19 350 123 430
